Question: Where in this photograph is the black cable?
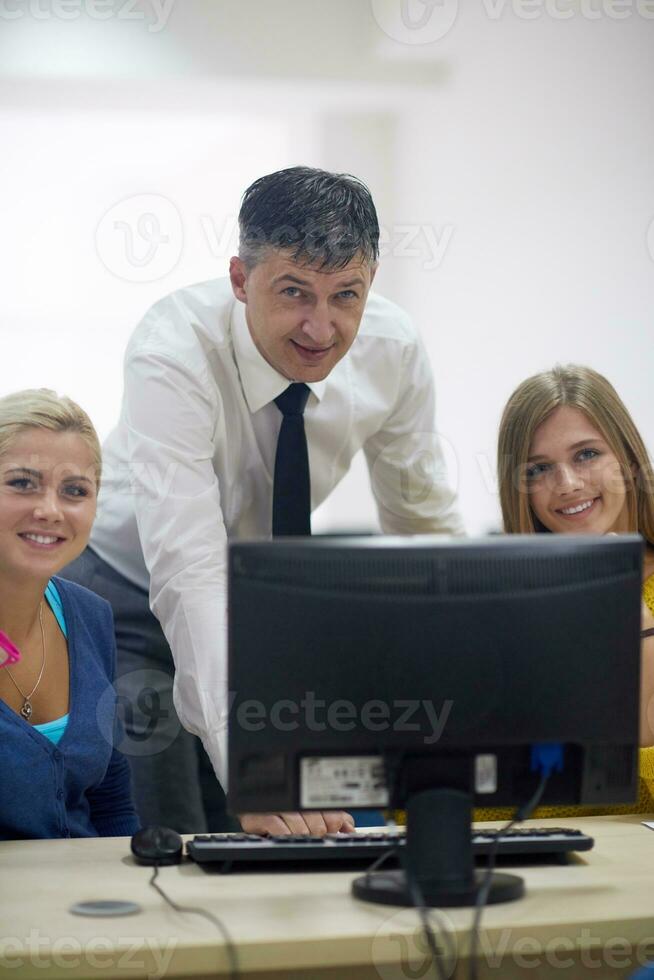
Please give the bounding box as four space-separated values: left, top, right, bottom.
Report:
468 772 550 980
406 871 455 980
149 864 239 980
383 753 456 978
360 833 454 980
362 840 400 885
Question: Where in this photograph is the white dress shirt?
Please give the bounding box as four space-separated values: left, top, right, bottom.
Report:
91 277 464 787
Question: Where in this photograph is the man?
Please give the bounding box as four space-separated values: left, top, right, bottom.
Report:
64 167 464 834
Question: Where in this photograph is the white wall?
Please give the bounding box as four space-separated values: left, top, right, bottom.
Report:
0 107 301 437
392 6 654 533
1 1 652 536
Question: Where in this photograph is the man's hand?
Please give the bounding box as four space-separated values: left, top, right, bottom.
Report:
239 811 355 836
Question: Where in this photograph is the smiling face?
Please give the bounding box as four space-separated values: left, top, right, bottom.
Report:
0 427 97 585
525 405 633 535
229 251 376 382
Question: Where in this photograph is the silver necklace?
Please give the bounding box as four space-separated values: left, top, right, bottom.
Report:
4 602 46 721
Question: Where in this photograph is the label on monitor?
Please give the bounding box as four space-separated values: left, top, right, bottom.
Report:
475 754 498 794
300 756 389 808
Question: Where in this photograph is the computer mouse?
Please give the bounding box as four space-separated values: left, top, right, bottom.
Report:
130 826 183 866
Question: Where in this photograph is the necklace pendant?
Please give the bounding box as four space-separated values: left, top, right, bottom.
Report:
20 700 33 721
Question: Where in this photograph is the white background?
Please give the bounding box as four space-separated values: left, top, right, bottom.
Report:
1 0 652 535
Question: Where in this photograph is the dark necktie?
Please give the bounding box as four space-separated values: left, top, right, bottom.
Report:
272 383 311 536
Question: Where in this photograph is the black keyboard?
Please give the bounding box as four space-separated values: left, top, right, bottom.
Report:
187 827 594 870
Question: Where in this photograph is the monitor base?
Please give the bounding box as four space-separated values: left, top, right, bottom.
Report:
352 868 524 907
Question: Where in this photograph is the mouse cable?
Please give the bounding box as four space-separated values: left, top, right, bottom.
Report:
467 770 550 980
149 864 239 980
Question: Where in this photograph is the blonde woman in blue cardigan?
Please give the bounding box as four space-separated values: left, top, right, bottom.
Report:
0 389 138 839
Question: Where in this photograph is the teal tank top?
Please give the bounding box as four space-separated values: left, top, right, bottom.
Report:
32 580 69 746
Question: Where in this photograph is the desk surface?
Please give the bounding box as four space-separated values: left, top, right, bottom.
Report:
3 815 654 980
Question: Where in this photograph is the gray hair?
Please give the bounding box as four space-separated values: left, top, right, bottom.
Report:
238 166 380 270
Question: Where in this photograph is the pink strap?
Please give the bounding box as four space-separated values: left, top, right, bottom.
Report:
0 630 21 667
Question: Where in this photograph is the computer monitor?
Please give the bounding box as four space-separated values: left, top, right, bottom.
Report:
227 534 642 907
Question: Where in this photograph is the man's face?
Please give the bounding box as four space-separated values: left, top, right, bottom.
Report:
229 251 376 382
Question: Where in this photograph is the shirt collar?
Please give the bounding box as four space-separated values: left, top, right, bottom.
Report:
231 299 326 414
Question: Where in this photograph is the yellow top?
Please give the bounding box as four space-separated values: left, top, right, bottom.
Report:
644 573 654 618
393 575 654 824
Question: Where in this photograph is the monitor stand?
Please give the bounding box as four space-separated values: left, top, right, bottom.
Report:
352 787 525 908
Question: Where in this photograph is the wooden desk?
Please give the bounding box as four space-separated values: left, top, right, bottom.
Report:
2 815 654 980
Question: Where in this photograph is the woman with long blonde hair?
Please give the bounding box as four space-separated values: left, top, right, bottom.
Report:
479 364 654 818
0 389 138 839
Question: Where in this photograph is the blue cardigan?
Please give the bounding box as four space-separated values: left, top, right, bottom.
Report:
0 577 139 840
